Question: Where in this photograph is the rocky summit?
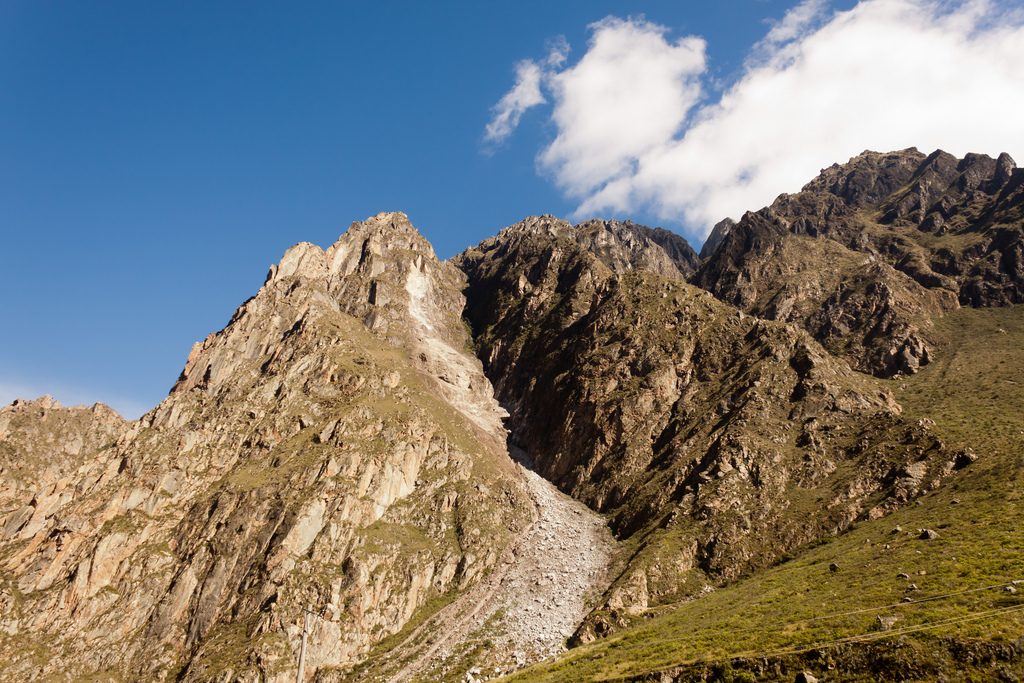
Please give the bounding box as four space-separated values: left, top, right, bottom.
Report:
695 148 1024 377
2 152 1024 683
1 213 534 681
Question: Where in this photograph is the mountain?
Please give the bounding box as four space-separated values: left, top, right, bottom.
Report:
698 217 734 260
0 213 535 681
694 148 1023 377
571 218 701 278
509 301 1024 683
2 151 1023 683
456 214 958 643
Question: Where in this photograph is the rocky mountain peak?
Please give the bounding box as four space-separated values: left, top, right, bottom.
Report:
2 210 534 681
266 211 435 284
699 217 735 260
1 396 128 549
0 395 125 445
994 151 1017 184
793 147 1020 228
800 147 927 208
178 212 508 442
572 218 699 278
328 211 438 267
486 214 573 245
880 149 1019 228
695 147 1024 377
196 212 455 360
467 214 698 284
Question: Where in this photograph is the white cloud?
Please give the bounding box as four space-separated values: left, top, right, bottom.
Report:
539 17 706 199
492 0 1024 243
484 38 571 146
748 0 830 66
544 36 571 68
483 59 547 145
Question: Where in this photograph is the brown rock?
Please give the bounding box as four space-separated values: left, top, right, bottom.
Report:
695 148 1024 377
0 213 533 682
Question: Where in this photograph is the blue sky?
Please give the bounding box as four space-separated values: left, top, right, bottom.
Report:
2 1 1022 417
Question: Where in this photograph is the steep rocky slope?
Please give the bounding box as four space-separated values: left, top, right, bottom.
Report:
345 448 613 683
0 397 127 542
0 213 536 681
694 148 1024 377
455 216 960 641
698 218 734 260
509 304 1024 682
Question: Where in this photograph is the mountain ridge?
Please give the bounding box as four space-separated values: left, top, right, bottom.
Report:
1 212 536 681
694 147 1023 377
2 148 1022 682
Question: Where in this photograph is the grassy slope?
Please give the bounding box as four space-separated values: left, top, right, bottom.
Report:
504 304 1024 682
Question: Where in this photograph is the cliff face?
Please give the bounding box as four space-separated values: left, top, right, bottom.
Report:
0 213 532 682
694 148 1024 376
455 216 957 640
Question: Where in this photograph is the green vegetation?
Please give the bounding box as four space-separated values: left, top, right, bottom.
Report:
175 617 287 681
98 509 150 536
505 305 1024 681
359 520 435 555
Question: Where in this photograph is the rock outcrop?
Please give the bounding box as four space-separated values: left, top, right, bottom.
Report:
455 216 954 640
572 218 700 279
0 213 532 682
695 148 1023 376
698 217 734 260
0 397 127 541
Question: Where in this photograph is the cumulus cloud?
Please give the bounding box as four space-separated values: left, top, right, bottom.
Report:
538 18 706 197
489 0 1024 243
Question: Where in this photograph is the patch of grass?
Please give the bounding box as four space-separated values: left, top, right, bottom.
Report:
359 520 436 555
179 616 286 681
97 509 152 538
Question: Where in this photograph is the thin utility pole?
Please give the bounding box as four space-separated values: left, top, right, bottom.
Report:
296 605 311 683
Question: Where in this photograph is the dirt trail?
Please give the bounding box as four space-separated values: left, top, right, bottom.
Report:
371 447 614 683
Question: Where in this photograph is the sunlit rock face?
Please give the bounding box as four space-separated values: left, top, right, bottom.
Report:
695 148 1024 377
2 147 1020 681
0 212 532 682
